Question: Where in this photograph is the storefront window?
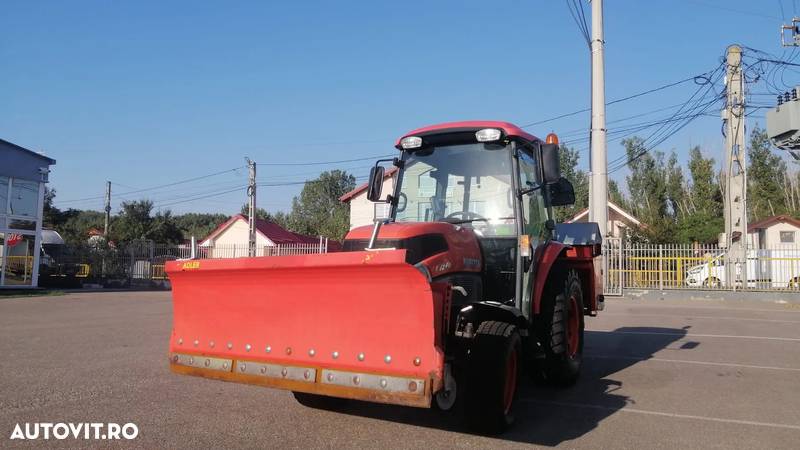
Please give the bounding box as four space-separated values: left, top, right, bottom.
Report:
9 179 39 217
3 233 35 286
8 219 36 231
0 177 44 287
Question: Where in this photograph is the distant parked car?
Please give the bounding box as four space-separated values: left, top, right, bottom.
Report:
685 249 800 288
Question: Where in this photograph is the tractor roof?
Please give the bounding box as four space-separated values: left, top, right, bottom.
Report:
395 121 539 147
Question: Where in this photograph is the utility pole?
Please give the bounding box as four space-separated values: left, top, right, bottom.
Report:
723 45 747 289
246 158 257 257
104 181 111 238
781 17 800 47
589 0 608 237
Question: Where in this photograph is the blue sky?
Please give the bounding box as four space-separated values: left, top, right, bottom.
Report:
0 1 791 214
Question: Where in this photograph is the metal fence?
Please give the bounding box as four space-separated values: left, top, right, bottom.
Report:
607 242 800 293
602 237 623 296
39 241 330 288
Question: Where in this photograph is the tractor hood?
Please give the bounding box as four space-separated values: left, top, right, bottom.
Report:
343 222 482 278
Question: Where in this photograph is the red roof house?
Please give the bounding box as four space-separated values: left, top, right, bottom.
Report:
200 214 338 256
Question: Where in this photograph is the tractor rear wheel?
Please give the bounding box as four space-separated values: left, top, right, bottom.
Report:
463 321 521 434
536 269 584 386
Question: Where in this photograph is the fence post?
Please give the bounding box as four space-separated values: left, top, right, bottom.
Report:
659 244 664 291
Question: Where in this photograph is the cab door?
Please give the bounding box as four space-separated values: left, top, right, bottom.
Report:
516 147 551 318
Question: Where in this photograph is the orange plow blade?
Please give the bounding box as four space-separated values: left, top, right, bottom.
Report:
165 250 444 407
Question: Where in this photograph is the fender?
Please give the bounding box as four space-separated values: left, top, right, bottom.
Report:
532 240 569 315
453 301 529 338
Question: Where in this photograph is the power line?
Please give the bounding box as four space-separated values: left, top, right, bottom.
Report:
152 187 245 209
59 154 392 206
566 0 591 46
607 64 726 173
519 71 717 128
258 154 393 166
562 97 724 147
58 166 246 204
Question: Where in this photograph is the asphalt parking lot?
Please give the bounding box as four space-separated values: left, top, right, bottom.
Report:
1 291 799 449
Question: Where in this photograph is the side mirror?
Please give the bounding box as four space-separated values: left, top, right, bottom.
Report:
548 177 575 207
367 166 385 202
541 143 561 184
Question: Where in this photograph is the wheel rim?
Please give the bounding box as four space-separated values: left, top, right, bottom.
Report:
567 294 580 358
503 348 518 415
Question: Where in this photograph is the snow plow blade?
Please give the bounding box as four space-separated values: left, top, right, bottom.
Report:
165 250 444 408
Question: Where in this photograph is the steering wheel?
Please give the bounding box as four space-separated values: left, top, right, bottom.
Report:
445 211 487 222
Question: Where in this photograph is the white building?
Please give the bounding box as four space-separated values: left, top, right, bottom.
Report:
0 138 56 288
745 215 800 249
339 167 397 230
200 214 329 257
567 201 642 239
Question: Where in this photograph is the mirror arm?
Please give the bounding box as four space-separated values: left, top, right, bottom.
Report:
518 185 543 197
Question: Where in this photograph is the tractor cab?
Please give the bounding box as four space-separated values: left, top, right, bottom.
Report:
360 121 575 318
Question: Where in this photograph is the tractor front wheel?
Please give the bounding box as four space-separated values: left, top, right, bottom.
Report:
537 269 584 386
463 321 521 434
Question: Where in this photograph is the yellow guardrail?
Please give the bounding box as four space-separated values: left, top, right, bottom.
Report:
609 255 800 289
75 264 91 278
5 256 34 272
608 256 715 288
151 264 167 280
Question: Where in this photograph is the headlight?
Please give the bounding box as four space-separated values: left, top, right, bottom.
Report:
475 128 502 142
400 136 422 149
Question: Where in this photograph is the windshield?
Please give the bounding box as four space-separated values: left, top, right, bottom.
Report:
394 143 517 236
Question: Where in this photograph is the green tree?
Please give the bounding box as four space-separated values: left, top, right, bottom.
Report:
747 126 789 221
608 179 627 209
677 147 723 243
665 152 685 219
111 200 182 244
174 213 228 240
239 205 290 230
555 145 589 222
57 210 104 244
42 186 60 228
622 137 678 243
288 170 356 240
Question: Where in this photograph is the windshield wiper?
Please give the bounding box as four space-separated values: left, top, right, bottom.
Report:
442 216 514 225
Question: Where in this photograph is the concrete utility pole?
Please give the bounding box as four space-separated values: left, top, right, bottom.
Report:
246 158 257 257
589 0 608 237
781 17 800 47
104 181 111 238
723 45 747 289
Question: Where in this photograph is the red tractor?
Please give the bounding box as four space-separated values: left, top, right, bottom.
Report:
166 121 603 433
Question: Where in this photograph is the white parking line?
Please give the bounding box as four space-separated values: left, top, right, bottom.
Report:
600 312 800 324
518 399 800 431
593 330 800 342
585 354 800 372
